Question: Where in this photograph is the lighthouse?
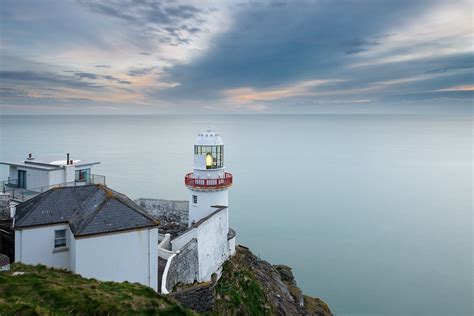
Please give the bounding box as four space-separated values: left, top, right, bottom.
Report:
185 129 233 226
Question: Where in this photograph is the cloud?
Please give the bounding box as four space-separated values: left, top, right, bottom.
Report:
78 0 208 46
0 0 472 114
342 38 380 55
128 66 158 77
434 85 474 92
159 0 445 101
0 70 103 89
0 70 141 105
68 71 131 84
223 79 343 102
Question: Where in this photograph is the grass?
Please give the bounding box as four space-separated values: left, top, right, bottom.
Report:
212 259 271 316
0 263 194 315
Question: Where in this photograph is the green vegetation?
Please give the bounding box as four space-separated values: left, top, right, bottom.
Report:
212 259 271 315
0 263 193 315
303 295 332 316
0 250 331 315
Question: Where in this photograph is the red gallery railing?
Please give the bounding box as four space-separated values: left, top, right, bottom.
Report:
185 172 233 189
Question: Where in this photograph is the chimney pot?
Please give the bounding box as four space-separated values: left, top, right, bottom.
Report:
66 153 70 165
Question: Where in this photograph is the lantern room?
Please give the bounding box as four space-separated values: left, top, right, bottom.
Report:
185 128 233 225
192 129 225 171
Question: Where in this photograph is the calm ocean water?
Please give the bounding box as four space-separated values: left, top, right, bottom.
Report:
0 114 472 315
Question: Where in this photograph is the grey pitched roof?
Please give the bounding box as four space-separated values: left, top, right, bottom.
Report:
14 185 159 237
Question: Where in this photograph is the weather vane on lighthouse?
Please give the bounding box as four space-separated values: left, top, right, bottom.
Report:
184 128 233 226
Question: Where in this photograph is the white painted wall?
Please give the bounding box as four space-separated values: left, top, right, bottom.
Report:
196 208 229 282
64 165 75 183
17 168 50 190
69 229 76 271
158 233 177 260
15 224 71 269
9 163 97 189
192 168 225 179
48 169 65 186
8 166 17 181
171 227 197 251
73 228 158 291
228 237 236 256
188 189 228 226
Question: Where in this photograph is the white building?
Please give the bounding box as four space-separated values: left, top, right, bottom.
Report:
0 153 104 202
13 185 159 291
185 129 232 226
157 128 236 293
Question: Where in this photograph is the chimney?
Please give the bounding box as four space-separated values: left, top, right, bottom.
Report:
9 201 16 219
66 153 70 165
26 153 34 160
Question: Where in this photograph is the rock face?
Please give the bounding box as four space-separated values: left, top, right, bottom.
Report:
170 282 215 313
213 245 332 316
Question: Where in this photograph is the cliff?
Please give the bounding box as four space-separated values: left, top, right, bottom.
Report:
0 263 192 315
212 245 332 316
0 247 331 315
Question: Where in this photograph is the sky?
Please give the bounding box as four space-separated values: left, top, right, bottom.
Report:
0 0 472 114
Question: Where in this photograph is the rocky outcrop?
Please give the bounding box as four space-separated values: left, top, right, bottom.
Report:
213 245 332 316
170 282 215 313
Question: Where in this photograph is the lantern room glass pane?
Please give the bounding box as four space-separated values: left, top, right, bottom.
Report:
195 145 224 169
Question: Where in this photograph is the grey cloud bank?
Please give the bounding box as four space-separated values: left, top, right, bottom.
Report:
0 0 472 114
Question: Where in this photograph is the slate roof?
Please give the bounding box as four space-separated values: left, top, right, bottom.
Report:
14 185 159 237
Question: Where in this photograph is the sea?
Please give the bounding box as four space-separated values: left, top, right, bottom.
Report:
0 114 472 316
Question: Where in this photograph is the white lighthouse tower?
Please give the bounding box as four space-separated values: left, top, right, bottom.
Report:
185 129 233 226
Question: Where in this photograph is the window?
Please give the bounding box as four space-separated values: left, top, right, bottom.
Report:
75 168 90 182
193 195 197 204
54 229 67 248
194 145 224 169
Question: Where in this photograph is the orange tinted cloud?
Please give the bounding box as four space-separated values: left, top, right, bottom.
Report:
223 79 343 102
434 85 474 92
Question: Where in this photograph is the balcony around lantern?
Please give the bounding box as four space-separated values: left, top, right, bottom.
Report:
185 172 232 190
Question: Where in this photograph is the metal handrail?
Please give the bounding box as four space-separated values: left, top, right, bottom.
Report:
1 174 106 202
185 172 232 189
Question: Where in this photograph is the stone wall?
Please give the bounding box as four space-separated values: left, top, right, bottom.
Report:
0 194 10 220
135 198 189 236
166 238 199 291
169 282 215 313
0 218 14 262
0 194 14 261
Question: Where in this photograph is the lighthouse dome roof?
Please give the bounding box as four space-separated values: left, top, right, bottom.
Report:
195 129 224 146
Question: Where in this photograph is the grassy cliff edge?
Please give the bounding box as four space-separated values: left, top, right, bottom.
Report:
0 264 192 315
0 246 331 315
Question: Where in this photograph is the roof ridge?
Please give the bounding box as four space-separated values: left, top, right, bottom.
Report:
71 186 109 234
69 185 101 219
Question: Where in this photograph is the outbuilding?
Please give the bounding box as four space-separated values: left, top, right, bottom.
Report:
13 184 159 291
